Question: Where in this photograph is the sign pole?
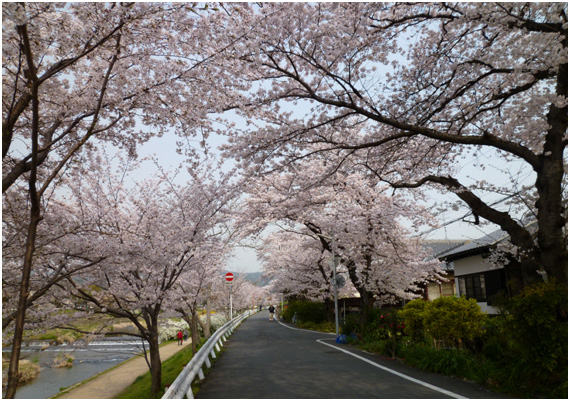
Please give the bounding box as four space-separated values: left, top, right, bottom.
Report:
225 272 234 320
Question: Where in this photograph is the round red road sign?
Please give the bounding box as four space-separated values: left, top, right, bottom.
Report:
225 272 234 282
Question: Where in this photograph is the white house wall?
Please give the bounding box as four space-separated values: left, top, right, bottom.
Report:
452 254 493 275
453 254 501 314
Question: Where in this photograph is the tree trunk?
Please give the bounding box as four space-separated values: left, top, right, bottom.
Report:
197 315 207 340
148 331 162 397
359 289 375 325
5 52 41 397
191 311 199 355
345 260 375 324
324 298 335 322
205 292 211 339
535 59 568 283
4 214 41 399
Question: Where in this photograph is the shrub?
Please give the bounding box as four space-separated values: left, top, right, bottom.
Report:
508 280 567 373
488 280 568 398
400 344 487 381
55 332 78 345
1 359 41 384
341 313 361 337
398 298 428 344
158 320 189 343
208 313 228 333
297 321 335 333
421 296 487 349
53 352 74 368
282 301 326 324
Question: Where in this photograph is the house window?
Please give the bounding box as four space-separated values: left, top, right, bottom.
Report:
457 274 487 302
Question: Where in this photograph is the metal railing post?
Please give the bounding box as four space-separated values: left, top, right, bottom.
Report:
162 310 252 399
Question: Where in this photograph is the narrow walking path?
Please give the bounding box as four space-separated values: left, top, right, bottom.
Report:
55 341 189 399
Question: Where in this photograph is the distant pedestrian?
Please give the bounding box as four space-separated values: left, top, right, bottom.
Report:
259 304 263 311
177 330 183 345
269 305 275 321
183 330 188 342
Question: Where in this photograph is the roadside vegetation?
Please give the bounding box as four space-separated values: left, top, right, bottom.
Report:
115 342 195 399
1 357 41 386
282 281 567 399
115 334 223 399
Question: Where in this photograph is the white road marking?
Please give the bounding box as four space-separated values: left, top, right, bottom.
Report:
315 338 467 399
275 319 335 335
277 319 467 399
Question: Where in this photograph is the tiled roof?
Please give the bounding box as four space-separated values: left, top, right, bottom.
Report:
439 229 509 259
422 241 467 258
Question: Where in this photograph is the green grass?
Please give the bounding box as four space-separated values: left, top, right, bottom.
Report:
115 344 194 399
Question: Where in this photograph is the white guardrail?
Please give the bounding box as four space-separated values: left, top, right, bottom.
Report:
162 309 255 399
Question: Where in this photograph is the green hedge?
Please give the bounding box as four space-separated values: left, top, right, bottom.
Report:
282 300 327 324
342 283 567 398
400 296 487 350
399 343 489 382
482 280 568 398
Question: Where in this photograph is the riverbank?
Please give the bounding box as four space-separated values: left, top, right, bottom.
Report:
53 341 189 399
1 358 41 386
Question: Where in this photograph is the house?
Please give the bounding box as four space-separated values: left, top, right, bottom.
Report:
438 229 524 314
422 240 466 301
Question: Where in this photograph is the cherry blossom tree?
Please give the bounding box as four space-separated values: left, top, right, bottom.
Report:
2 152 140 378
231 274 266 312
260 231 336 301
211 2 568 284
171 242 230 354
239 158 442 319
2 3 228 396
259 229 357 320
53 159 236 396
2 186 109 332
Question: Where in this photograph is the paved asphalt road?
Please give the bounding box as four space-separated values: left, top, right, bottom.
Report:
197 311 508 399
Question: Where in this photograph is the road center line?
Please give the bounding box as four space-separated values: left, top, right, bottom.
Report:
315 339 467 399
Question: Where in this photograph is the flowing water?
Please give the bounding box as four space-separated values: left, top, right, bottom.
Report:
3 336 149 399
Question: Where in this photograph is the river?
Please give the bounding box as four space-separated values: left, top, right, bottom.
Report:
3 336 149 399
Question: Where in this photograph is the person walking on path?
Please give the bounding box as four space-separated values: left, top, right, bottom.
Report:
268 305 275 321
177 330 183 345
